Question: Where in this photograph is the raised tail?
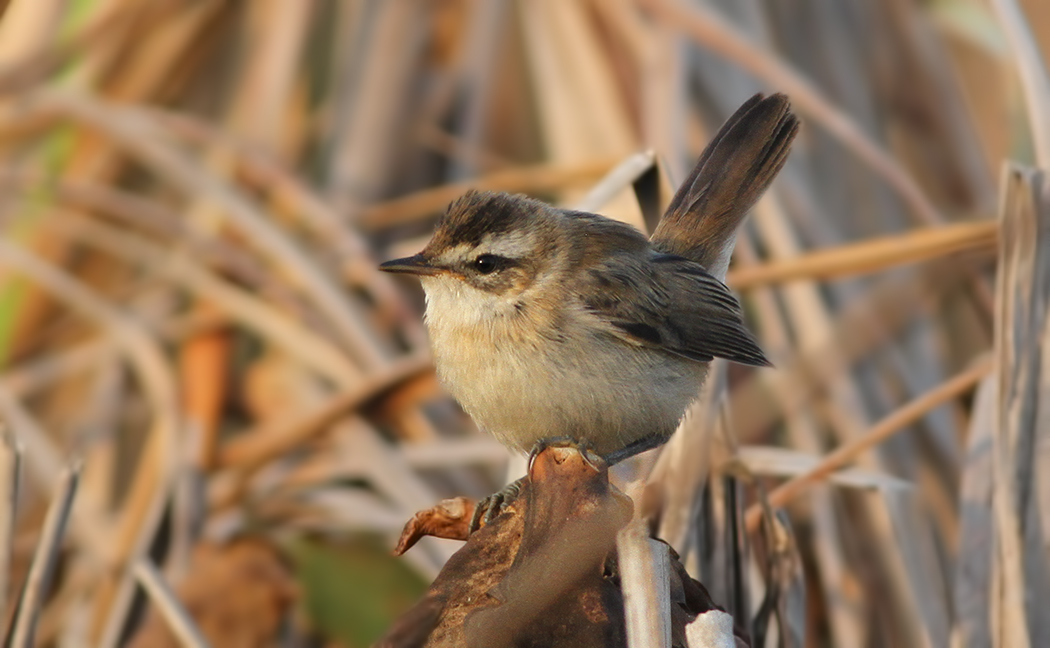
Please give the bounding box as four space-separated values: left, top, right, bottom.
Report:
651 93 799 276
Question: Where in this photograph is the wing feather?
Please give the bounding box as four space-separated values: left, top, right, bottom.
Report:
581 252 769 367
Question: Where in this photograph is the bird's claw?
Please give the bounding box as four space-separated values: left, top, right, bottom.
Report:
469 477 524 533
468 437 607 535
526 436 604 473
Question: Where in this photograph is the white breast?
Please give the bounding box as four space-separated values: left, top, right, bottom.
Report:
419 275 706 455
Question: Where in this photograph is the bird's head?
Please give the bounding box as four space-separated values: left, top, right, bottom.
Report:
379 190 564 300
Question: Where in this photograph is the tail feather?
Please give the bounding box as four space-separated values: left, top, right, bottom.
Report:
651 93 800 273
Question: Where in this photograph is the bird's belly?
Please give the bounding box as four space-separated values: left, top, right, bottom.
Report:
431 323 706 456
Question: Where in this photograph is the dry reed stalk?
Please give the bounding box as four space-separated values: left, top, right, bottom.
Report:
16 89 389 369
744 199 872 645
216 353 431 471
358 157 622 229
641 0 944 227
726 220 997 288
954 374 996 645
50 216 360 386
0 428 19 622
0 1 1041 645
142 108 427 325
131 560 210 648
0 236 178 641
745 355 993 532
0 308 223 401
7 463 79 648
984 164 1050 647
990 0 1050 167
617 520 672 648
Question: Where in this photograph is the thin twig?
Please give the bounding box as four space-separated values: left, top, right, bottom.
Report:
745 355 993 532
8 463 80 648
132 560 212 648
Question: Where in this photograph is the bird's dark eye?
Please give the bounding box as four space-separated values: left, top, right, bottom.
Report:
472 254 504 275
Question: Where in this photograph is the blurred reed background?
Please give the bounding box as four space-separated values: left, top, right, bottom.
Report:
0 0 1046 646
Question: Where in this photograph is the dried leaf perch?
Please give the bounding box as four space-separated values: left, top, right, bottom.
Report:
378 445 747 648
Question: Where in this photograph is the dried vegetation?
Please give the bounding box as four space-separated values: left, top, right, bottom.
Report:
0 0 1047 646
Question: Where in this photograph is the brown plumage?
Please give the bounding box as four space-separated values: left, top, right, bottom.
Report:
654 93 799 273
380 93 799 459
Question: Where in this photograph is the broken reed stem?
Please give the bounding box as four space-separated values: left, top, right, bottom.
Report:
727 220 997 289
574 151 657 213
8 464 80 648
132 560 212 648
745 355 993 533
617 520 672 648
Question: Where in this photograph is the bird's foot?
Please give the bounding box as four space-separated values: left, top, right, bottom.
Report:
527 436 604 472
469 477 524 533
468 437 609 534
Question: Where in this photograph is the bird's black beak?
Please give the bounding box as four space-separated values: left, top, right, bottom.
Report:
378 253 443 276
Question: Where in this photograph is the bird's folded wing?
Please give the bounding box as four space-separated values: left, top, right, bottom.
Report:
581 253 770 367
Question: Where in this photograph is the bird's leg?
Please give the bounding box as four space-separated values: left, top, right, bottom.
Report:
468 436 605 533
527 436 604 472
600 432 669 466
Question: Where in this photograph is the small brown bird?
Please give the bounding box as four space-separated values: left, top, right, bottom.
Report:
381 94 798 463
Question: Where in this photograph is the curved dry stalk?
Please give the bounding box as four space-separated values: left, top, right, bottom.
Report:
0 309 224 399
726 220 997 289
357 157 621 229
0 0 163 95
217 352 432 472
641 0 944 226
0 238 179 634
13 88 389 370
745 355 992 532
1 337 108 396
142 108 367 244
990 0 1050 167
0 240 178 450
0 169 276 291
49 215 361 387
134 108 428 348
